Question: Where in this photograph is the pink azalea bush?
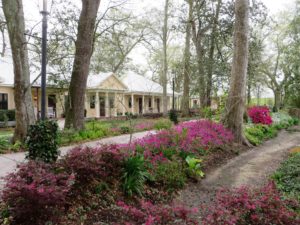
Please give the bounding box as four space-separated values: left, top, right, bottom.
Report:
117 200 199 225
201 182 300 225
248 106 273 125
1 161 75 224
122 120 233 163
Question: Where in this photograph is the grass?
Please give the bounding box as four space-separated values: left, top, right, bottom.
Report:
249 97 274 106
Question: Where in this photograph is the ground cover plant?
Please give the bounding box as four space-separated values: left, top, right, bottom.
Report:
201 182 300 225
272 153 300 202
0 119 234 225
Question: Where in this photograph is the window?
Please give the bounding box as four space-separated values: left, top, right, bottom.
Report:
90 95 95 109
0 93 8 110
128 97 132 108
148 98 152 108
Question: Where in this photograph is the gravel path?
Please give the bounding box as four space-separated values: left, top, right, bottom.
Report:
176 128 300 209
0 130 154 189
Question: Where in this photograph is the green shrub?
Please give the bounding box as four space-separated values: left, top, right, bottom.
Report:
272 153 300 201
154 119 172 130
122 156 150 196
26 120 59 163
0 137 10 153
154 161 186 192
120 126 130 134
0 110 15 122
245 124 278 146
201 107 213 120
185 156 205 180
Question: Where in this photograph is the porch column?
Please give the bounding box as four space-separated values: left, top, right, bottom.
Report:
95 92 100 118
131 94 134 114
152 96 155 113
114 92 117 116
105 92 109 117
142 95 145 114
122 94 126 115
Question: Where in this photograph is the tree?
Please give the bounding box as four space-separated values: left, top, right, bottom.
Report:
162 0 169 116
223 0 250 144
181 0 193 116
64 0 101 130
206 0 222 106
2 0 36 142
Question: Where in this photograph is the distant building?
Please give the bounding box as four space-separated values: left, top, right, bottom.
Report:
0 71 182 119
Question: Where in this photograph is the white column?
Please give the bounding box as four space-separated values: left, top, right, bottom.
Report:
122 94 126 115
95 92 100 118
114 93 117 116
152 96 155 113
131 94 134 114
142 95 145 114
105 92 109 117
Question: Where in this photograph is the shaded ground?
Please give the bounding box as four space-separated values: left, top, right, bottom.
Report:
176 127 300 211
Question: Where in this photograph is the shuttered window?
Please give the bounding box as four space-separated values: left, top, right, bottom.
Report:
0 93 8 110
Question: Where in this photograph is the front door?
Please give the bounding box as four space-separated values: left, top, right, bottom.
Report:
100 96 105 117
157 98 160 113
138 98 143 114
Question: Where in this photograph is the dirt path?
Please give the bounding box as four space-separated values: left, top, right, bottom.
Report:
176 128 300 209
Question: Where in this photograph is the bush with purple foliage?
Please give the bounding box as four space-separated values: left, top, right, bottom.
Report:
1 161 74 225
201 182 300 225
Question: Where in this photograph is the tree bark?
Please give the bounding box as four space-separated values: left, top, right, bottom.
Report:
181 0 193 117
2 0 36 143
273 89 281 111
223 0 250 145
65 0 101 130
206 0 222 107
162 0 169 116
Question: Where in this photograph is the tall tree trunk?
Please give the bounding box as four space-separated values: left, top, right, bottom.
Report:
162 0 169 116
65 0 101 130
181 0 193 117
247 82 251 105
196 47 206 107
223 0 250 145
206 0 222 107
273 89 281 111
2 0 35 143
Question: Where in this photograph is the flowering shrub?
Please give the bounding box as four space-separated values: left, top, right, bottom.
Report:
123 120 233 162
248 106 273 125
62 145 124 184
1 161 74 224
201 182 300 225
117 200 198 225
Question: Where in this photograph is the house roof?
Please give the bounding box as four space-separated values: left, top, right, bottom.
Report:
120 71 177 96
0 59 180 96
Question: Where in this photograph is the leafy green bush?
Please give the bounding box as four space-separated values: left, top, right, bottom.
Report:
272 153 300 201
201 107 213 120
154 119 172 130
185 156 205 180
245 124 278 146
122 156 150 196
154 161 186 191
26 120 59 163
0 110 15 121
120 126 130 134
0 137 10 153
